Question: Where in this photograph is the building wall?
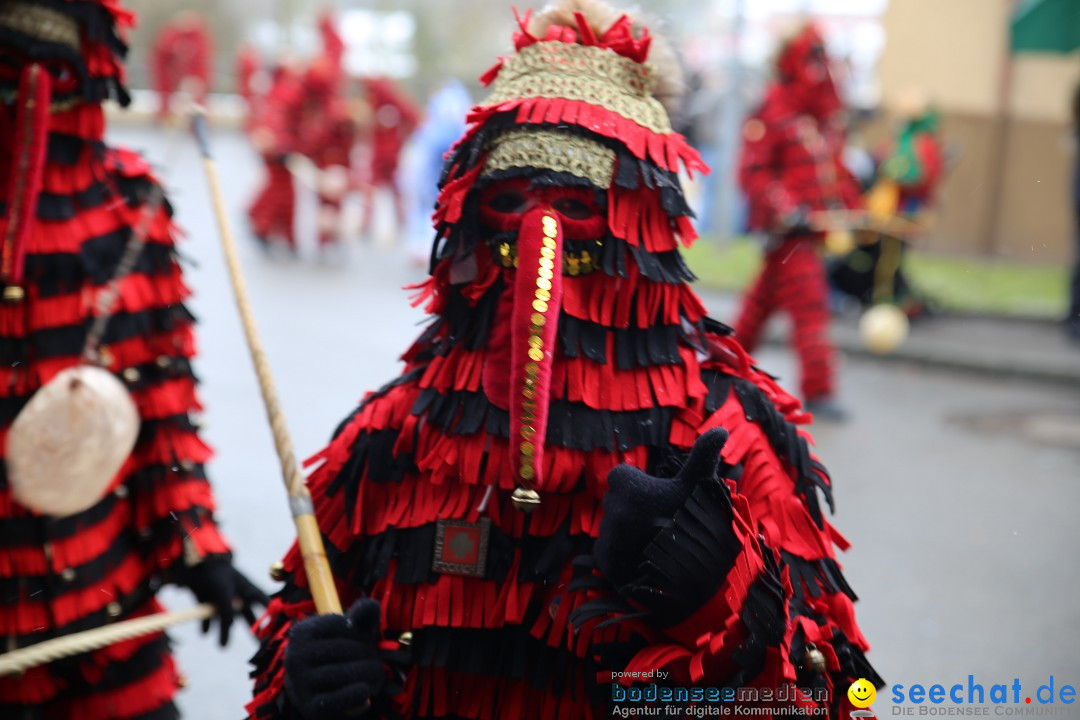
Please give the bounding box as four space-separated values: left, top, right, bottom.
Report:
877 0 1078 263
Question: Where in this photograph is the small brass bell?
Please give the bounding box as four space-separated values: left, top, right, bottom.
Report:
804 643 826 676
3 286 25 303
269 561 286 582
397 631 413 647
510 487 541 512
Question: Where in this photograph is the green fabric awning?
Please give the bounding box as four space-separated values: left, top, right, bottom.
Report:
1010 0 1080 53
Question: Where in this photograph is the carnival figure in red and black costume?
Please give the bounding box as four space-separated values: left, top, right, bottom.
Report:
248 2 880 719
296 56 356 249
248 59 303 250
0 2 266 717
150 12 211 121
358 76 419 240
734 24 861 420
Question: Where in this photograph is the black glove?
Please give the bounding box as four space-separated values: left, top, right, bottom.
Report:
594 429 732 618
176 557 270 646
284 599 386 720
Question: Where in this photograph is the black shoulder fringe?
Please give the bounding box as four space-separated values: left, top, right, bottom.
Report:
732 378 834 525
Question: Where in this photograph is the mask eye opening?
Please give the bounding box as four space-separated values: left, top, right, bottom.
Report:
551 197 596 221
486 188 530 214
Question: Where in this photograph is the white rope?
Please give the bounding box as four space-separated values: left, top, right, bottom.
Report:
0 603 214 677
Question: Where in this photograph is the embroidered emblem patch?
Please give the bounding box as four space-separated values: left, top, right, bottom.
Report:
432 518 491 577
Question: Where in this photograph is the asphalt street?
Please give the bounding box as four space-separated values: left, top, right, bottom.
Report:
105 123 1080 718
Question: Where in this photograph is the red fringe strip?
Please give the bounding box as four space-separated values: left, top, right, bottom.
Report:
606 186 681 252
0 497 131 576
37 105 106 143
4 552 148 633
418 329 706 414
65 645 177 720
0 598 168 706
464 98 707 177
701 391 834 563
27 196 176 255
0 270 189 339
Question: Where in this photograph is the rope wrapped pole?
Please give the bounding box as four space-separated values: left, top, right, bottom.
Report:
192 112 342 616
0 604 215 677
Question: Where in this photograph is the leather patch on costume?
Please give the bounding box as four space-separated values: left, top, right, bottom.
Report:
432 518 491 577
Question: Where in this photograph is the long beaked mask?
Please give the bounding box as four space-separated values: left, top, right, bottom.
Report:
415 6 710 507
1 0 134 298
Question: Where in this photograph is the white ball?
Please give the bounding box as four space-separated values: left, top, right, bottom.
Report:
7 366 139 517
859 304 910 355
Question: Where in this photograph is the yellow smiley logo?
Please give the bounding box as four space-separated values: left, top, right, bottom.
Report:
848 678 877 708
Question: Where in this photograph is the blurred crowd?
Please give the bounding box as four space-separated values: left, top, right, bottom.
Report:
144 6 1080 349
163 10 962 406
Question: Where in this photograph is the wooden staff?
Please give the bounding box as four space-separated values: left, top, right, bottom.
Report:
809 209 925 237
192 111 342 616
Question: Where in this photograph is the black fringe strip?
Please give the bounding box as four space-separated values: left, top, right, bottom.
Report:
49 632 172 699
0 530 138 598
323 516 588 591
6 580 155 648
412 387 676 452
732 378 834 525
0 302 196 367
781 551 858 603
23 238 178 297
727 550 790 687
409 624 607 706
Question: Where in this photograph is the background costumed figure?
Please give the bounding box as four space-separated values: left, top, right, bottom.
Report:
732 24 861 420
248 3 880 718
296 56 356 250
358 76 420 241
829 92 944 317
150 12 212 121
247 59 303 250
0 2 266 717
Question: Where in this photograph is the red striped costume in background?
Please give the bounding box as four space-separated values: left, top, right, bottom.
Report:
150 13 211 121
0 2 256 717
247 63 303 248
359 77 420 237
296 57 355 248
248 3 879 719
734 24 861 405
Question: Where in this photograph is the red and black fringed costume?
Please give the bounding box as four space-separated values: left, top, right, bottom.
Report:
150 13 211 121
296 58 355 248
359 77 419 237
249 4 879 719
0 2 263 718
733 25 861 407
247 63 303 248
